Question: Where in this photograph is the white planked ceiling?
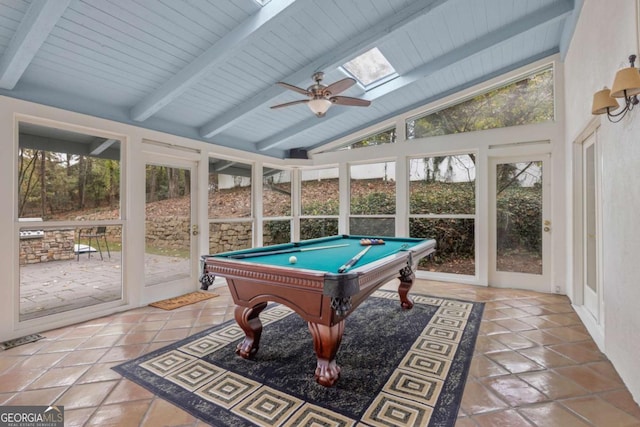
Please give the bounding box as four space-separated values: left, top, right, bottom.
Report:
0 0 579 158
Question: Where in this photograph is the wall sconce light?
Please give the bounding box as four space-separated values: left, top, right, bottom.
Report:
592 54 640 122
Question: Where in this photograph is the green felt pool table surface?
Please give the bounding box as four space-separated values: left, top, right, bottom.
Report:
210 235 426 273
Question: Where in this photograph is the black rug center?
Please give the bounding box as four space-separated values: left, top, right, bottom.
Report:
205 298 439 417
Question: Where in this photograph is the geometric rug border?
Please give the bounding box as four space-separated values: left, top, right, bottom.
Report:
428 299 483 426
113 293 484 427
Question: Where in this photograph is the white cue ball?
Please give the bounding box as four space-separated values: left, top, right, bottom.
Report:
289 255 297 264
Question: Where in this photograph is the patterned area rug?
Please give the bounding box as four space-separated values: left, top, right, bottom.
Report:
149 291 218 310
115 291 483 426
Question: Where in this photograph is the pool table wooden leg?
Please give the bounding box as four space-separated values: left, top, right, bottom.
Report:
308 320 345 387
398 265 415 309
234 302 268 359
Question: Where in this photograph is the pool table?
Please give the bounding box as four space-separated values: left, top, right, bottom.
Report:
199 234 436 387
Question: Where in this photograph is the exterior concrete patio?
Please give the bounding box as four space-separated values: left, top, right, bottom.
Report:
19 252 191 321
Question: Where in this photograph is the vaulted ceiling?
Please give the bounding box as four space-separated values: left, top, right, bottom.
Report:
0 0 580 158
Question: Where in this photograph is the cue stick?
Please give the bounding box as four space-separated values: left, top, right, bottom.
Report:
338 245 371 273
378 243 410 259
228 243 349 259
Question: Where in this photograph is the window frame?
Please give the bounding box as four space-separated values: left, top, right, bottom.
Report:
262 166 294 246
407 153 478 278
406 65 555 140
348 159 397 237
15 117 127 324
207 157 254 253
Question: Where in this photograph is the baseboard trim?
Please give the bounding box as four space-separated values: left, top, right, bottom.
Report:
573 304 605 352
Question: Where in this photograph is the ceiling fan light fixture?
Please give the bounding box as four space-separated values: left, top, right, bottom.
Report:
272 72 368 116
308 98 332 117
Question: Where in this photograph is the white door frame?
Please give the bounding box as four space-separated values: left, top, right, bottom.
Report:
142 152 199 304
581 134 600 319
572 119 605 350
488 155 552 292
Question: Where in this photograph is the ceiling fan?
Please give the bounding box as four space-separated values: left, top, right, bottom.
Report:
271 72 371 117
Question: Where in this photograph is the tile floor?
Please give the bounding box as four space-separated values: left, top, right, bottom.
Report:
0 280 639 426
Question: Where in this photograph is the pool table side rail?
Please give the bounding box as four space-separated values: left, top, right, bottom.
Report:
204 259 334 290
203 238 436 294
202 238 436 325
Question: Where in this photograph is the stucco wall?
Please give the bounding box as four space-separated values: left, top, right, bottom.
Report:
564 0 640 403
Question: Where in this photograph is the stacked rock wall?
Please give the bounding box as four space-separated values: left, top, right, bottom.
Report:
19 229 75 265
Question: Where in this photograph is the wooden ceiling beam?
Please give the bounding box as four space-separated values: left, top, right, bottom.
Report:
0 0 71 90
130 0 305 122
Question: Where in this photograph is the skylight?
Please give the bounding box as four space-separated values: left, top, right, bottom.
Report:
342 47 396 88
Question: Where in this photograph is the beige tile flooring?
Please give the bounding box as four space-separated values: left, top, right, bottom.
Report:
0 280 639 426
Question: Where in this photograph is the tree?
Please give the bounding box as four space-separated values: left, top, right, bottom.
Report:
18 149 39 217
148 166 158 202
40 150 46 217
18 147 120 219
423 156 453 182
168 167 176 198
407 69 553 139
350 128 396 149
496 162 537 195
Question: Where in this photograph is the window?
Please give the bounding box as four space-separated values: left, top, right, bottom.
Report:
342 47 397 88
350 161 396 236
208 158 252 253
17 122 123 320
407 68 554 139
263 168 292 246
301 167 339 239
328 127 396 152
409 155 476 275
18 126 121 221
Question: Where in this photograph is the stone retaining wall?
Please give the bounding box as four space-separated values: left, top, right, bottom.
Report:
145 217 190 249
147 218 257 254
20 218 274 264
209 222 252 253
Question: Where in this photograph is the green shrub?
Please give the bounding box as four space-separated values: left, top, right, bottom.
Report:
303 200 339 216
350 191 395 215
410 218 475 263
264 218 340 243
410 182 475 214
496 187 541 252
301 218 339 239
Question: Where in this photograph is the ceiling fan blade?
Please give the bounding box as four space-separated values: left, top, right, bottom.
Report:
324 78 356 96
270 99 310 109
330 96 371 107
276 82 311 96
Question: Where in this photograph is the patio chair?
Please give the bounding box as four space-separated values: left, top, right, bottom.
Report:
77 226 111 260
